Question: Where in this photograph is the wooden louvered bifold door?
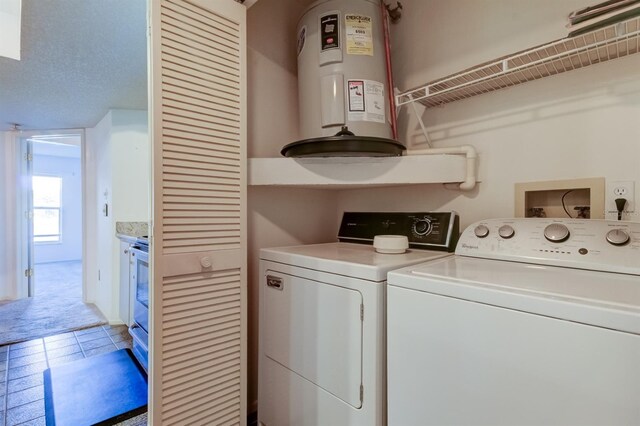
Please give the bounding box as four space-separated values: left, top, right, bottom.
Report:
149 0 247 425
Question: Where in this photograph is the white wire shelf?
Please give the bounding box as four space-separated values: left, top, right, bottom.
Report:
396 16 640 108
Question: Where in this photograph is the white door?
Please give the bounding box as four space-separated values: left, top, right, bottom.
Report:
148 0 247 424
263 272 363 408
19 137 34 296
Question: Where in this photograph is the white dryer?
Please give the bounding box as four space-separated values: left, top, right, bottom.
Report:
258 212 460 426
387 218 640 426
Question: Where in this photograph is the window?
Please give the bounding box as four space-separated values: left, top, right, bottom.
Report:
33 175 62 243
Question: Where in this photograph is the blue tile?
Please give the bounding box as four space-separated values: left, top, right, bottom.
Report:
75 327 106 336
9 344 45 359
47 353 85 368
7 361 47 381
8 352 46 369
7 385 44 409
46 344 82 360
7 373 44 394
43 332 75 343
84 344 118 358
44 337 77 351
6 398 45 425
9 339 43 351
80 337 114 351
16 416 46 426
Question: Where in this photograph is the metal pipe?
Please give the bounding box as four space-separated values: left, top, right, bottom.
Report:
381 0 398 140
404 145 478 191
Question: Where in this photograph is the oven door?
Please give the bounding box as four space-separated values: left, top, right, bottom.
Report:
131 246 149 333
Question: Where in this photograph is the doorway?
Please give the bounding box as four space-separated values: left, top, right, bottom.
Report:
27 134 83 299
21 133 83 301
0 130 106 346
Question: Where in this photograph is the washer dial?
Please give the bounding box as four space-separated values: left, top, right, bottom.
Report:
474 225 490 238
606 229 630 246
544 223 570 243
498 225 515 239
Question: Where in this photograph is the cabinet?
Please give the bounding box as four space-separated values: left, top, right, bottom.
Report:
118 240 135 326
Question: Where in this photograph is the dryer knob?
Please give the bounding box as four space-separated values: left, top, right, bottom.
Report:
498 225 515 239
474 225 490 238
413 219 432 236
606 229 630 246
544 223 570 243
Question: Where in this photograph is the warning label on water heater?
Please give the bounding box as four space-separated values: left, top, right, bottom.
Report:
345 14 373 56
348 79 385 124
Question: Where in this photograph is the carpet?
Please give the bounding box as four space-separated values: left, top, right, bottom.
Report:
0 296 107 346
0 261 107 346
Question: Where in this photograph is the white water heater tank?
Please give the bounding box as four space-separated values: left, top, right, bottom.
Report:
284 0 402 157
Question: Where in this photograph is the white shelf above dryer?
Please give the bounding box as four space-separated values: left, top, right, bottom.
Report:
396 16 640 108
248 155 468 189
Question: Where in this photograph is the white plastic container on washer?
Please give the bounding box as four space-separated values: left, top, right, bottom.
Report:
296 0 391 140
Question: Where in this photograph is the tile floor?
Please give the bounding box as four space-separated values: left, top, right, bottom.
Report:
0 325 147 426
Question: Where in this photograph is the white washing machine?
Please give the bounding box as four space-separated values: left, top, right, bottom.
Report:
258 212 460 426
387 218 640 426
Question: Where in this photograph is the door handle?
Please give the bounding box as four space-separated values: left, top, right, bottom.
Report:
266 275 283 290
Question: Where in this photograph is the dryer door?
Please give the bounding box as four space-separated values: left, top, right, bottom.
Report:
264 270 363 408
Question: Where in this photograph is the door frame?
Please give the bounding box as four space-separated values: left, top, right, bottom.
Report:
12 129 87 300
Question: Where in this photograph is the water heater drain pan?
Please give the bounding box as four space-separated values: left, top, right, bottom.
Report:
281 136 405 157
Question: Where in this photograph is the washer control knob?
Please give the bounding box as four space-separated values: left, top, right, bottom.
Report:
544 223 570 243
498 225 515 239
413 219 432 236
606 229 630 246
474 224 490 238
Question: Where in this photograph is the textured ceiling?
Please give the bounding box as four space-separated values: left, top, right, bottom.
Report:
0 0 147 131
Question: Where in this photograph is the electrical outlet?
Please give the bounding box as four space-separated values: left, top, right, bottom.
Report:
605 180 635 220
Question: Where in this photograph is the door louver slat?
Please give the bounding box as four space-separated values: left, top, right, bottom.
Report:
163 153 240 171
164 379 240 407
165 380 241 413
163 63 240 99
162 121 240 145
163 98 240 124
164 111 240 135
165 180 238 194
164 105 240 130
163 76 240 107
163 325 240 354
161 21 240 60
163 89 240 116
163 0 239 37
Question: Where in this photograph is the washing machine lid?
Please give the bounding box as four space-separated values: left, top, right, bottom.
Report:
388 256 640 334
261 242 452 282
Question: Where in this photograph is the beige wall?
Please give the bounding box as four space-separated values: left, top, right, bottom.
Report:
86 109 149 322
246 0 338 410
338 0 640 228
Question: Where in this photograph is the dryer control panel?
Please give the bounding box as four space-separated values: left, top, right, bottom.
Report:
338 211 459 252
457 218 640 275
